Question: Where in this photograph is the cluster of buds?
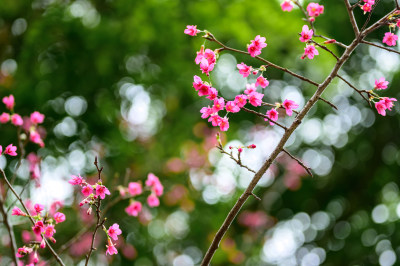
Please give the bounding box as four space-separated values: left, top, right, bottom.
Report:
68 175 111 213
12 204 66 263
103 223 122 255
118 173 164 217
229 144 257 153
281 1 324 22
382 11 400 46
1 94 46 147
365 77 397 116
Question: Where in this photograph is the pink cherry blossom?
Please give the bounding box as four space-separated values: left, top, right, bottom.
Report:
2 95 15 110
255 76 269 88
44 225 56 238
300 25 313 42
237 62 252 78
32 220 45 235
251 35 267 49
374 77 389 90
107 223 122 241
361 3 372 13
145 173 160 187
200 58 215 76
184 25 200 36
11 114 23 126
225 101 240 113
248 44 261 57
81 185 93 197
153 182 164 196
381 97 397 111
266 109 279 125
30 111 45 124
30 130 44 147
4 144 17 156
208 114 222 126
397 19 400 28
106 239 118 255
382 32 398 46
307 3 324 17
147 194 160 207
244 83 256 95
200 106 214 119
69 175 84 185
125 201 142 216
212 97 225 113
195 46 205 64
54 212 66 224
301 45 319 59
282 99 299 116
96 184 111 199
281 0 293 12
128 182 142 196
195 48 216 75
206 87 218 100
34 203 44 215
247 92 264 107
11 207 26 216
16 246 33 258
234 94 247 108
219 117 229 131
0 112 10 123
375 100 387 116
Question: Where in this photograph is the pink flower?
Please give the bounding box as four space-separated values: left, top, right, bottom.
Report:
145 173 160 187
382 32 398 46
125 201 142 216
34 204 44 215
282 99 299 116
11 114 23 126
108 223 122 241
54 212 66 224
30 130 44 147
299 25 313 42
375 100 387 116
30 111 45 124
206 87 218 100
361 3 372 13
200 58 215 76
244 83 256 95
2 95 15 110
251 35 267 49
128 182 142 196
225 101 240 113
301 45 319 59
106 239 118 255
184 25 200 36
69 175 84 186
397 19 400 28
44 225 56 238
307 3 324 17
212 97 225 113
195 46 205 64
0 112 10 123
200 106 214 119
4 144 17 156
281 0 294 12
153 182 164 196
96 185 111 199
219 117 229 131
234 94 247 108
255 76 269 88
16 246 33 258
11 207 26 216
248 43 261 57
208 114 222 126
237 62 252 78
81 185 93 197
381 97 397 111
192 75 210 96
266 109 279 125
197 84 210 97
147 194 160 207
193 75 203 90
247 92 264 107
32 220 45 235
374 77 389 90
195 48 216 76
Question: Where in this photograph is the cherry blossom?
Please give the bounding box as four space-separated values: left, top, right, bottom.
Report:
147 194 160 207
306 3 324 17
219 117 229 131
4 144 17 156
237 62 252 78
2 95 14 110
184 25 200 36
255 76 269 88
212 97 225 113
128 182 142 196
234 94 248 108
375 100 387 116
30 111 45 124
208 114 222 126
299 25 313 42
44 225 56 238
11 114 23 126
281 0 293 12
0 112 9 123
125 201 142 216
106 239 118 255
69 175 84 186
11 207 26 216
266 109 279 125
34 204 44 215
107 223 122 241
301 44 319 59
54 212 66 224
382 32 398 46
374 77 389 90
200 106 214 119
225 101 240 113
81 186 93 197
96 184 111 199
247 91 264 107
282 99 299 116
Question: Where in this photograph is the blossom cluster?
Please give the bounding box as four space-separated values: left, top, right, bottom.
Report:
103 223 122 255
119 173 164 217
369 77 397 116
1 94 46 147
11 204 66 264
229 143 257 154
281 1 324 22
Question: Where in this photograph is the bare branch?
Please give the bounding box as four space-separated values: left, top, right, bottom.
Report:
0 193 18 265
314 34 348 48
310 40 340 60
241 106 288 131
282 149 313 177
344 0 360 35
336 74 371 106
217 144 256 174
361 40 400 55
318 96 338 110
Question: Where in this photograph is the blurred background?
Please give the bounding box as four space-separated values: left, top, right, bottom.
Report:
0 0 400 265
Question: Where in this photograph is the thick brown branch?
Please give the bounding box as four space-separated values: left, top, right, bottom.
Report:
344 0 360 36
282 149 312 177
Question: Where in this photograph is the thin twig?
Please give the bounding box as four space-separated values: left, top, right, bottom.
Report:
0 168 65 266
314 34 348 48
361 0 381 32
336 74 371 106
293 0 315 32
204 33 320 87
217 145 256 174
318 97 338 110
310 40 340 60
395 0 399 10
344 0 360 36
251 192 261 201
361 40 400 55
0 193 18 265
241 106 288 131
282 149 313 177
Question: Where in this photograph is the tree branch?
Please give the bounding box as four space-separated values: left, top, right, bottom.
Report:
0 193 18 265
361 40 400 55
216 144 256 174
336 74 371 106
318 96 338 110
282 149 312 177
344 0 360 36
